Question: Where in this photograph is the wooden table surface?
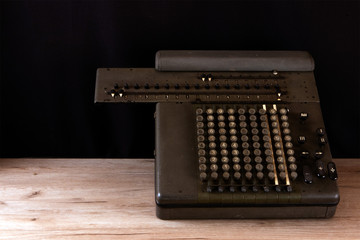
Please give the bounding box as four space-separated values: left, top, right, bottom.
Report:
0 158 359 240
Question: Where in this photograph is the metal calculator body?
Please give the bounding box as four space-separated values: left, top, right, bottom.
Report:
95 51 339 219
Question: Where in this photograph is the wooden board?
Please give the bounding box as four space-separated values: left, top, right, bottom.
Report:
0 158 359 240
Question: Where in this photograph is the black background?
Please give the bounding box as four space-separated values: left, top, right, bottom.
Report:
0 0 359 158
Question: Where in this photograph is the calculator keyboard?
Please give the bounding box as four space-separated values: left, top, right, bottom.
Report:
196 104 298 193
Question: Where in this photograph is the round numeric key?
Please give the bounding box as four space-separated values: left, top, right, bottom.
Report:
264 149 272 156
242 142 250 149
234 172 241 180
219 128 226 135
238 108 245 114
220 135 227 142
218 115 225 121
283 128 291 135
198 142 206 149
229 129 237 135
243 156 252 164
199 156 206 164
220 142 227 149
254 149 261 156
245 171 253 180
211 172 218 180
210 157 218 163
288 156 296 163
221 157 229 163
228 115 235 121
279 171 286 180
197 122 204 128
281 115 288 121
282 122 289 128
232 149 240 156
208 129 215 135
229 122 236 128
289 163 297 171
240 128 248 135
278 164 285 171
207 115 214 121
209 142 216 149
272 129 279 135
253 142 261 149
196 108 204 115
232 156 240 163
221 149 228 156
222 164 230 171
197 135 205 142
217 108 224 114
284 135 292 142
199 164 207 172
279 142 288 150
290 171 298 180
287 149 295 156
210 164 218 172
269 108 277 115
255 164 263 171
229 135 237 142
279 108 288 115
267 164 274 171
248 108 256 114
206 108 214 114
241 135 249 142
233 164 241 171
266 156 273 164
254 156 262 163
239 115 246 121
207 122 215 128
198 149 206 156
268 172 275 180
227 108 235 114
252 135 260 142
277 157 284 163
250 122 258 128
249 115 257 121
209 149 217 156
208 135 216 141
257 172 264 180
259 108 266 115
200 172 207 181
223 172 230 180
243 149 251 156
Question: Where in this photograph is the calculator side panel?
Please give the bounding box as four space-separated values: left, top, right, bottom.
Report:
287 102 339 205
155 103 198 205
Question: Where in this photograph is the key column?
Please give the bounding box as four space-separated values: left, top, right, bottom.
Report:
196 107 207 181
206 108 219 185
279 108 298 182
238 107 249 192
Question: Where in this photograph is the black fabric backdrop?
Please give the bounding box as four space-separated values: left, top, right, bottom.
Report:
0 0 359 158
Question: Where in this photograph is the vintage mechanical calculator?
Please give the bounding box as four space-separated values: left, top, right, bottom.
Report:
95 51 339 219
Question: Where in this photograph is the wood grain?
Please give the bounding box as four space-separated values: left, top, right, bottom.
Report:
0 158 359 240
